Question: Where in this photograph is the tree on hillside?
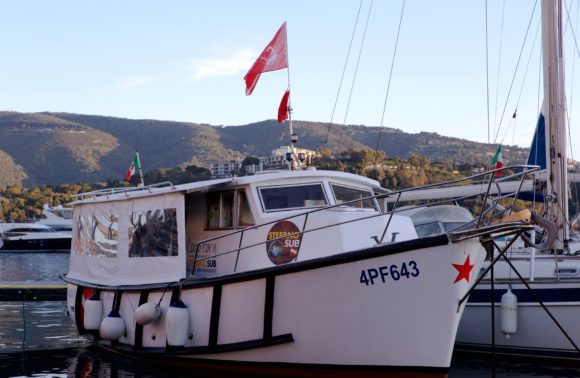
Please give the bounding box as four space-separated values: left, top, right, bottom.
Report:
143 165 211 185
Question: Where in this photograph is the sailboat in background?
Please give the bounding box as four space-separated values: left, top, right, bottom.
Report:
455 0 580 360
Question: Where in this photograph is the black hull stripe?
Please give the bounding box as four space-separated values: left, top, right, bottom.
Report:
106 333 294 356
134 291 149 350
468 287 580 304
74 285 85 335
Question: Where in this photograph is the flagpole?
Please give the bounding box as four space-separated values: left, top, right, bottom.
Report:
136 151 145 187
285 24 302 171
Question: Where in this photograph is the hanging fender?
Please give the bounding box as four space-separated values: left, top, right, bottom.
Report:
500 288 518 338
83 294 103 331
134 302 161 326
100 308 126 340
166 300 190 347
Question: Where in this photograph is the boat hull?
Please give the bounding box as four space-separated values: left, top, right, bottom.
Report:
457 281 580 360
99 343 450 378
1 237 71 251
66 235 485 370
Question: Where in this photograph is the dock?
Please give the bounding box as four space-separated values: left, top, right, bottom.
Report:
0 281 67 301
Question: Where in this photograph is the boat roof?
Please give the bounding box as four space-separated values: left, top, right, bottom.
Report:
71 169 383 205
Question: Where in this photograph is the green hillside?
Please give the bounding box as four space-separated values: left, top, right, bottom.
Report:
0 111 530 187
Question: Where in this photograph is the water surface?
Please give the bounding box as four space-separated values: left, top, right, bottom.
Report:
2 251 580 377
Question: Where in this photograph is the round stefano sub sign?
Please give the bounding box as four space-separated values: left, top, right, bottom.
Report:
266 221 302 265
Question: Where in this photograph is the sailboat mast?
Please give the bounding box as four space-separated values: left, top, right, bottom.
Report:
541 0 569 250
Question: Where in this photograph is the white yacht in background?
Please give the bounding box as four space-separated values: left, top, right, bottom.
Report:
0 222 71 252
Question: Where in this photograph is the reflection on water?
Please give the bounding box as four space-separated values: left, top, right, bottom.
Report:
0 301 84 353
0 252 69 282
0 346 197 378
3 343 580 378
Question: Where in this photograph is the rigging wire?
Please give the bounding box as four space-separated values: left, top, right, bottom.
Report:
493 0 539 144
493 0 507 143
536 45 544 215
564 0 580 61
486 0 491 145
375 0 406 156
564 0 580 216
321 0 364 148
342 0 374 125
498 19 541 146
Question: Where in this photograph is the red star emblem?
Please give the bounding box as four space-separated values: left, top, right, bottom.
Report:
452 255 474 284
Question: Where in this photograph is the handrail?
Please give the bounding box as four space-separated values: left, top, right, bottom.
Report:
192 165 540 276
195 165 540 248
73 181 175 201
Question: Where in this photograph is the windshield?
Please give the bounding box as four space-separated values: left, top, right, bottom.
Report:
259 184 327 211
331 184 378 210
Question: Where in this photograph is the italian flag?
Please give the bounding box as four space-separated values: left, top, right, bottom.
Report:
492 145 503 176
124 153 141 182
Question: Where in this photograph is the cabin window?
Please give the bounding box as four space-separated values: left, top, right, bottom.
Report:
205 191 235 229
331 184 378 210
129 208 178 257
77 214 119 257
238 190 255 226
6 227 54 233
205 190 254 229
259 183 327 211
52 225 73 232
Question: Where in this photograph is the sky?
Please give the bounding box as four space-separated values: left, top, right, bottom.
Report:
1 1 579 161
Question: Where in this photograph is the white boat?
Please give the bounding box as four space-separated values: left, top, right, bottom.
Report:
38 204 73 233
454 0 580 361
0 222 71 252
60 164 535 373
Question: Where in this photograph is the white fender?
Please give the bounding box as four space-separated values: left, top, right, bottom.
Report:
134 302 161 326
100 309 126 340
165 300 189 346
500 288 518 338
83 296 103 331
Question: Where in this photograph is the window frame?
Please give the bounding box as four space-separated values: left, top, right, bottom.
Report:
329 182 379 211
204 189 256 230
237 189 255 227
257 182 329 213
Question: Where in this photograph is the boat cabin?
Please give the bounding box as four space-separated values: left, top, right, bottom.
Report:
67 170 418 286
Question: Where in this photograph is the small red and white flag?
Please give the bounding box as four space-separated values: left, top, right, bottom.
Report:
244 22 288 96
124 152 141 182
492 145 503 176
277 89 290 123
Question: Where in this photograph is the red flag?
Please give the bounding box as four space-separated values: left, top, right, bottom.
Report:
124 153 141 182
277 89 290 122
492 145 503 177
244 22 288 96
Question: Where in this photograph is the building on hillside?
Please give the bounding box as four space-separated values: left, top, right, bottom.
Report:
261 155 288 170
270 146 318 169
209 146 319 177
209 161 242 178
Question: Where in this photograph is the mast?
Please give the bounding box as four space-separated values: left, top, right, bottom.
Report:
284 25 302 171
541 0 569 250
